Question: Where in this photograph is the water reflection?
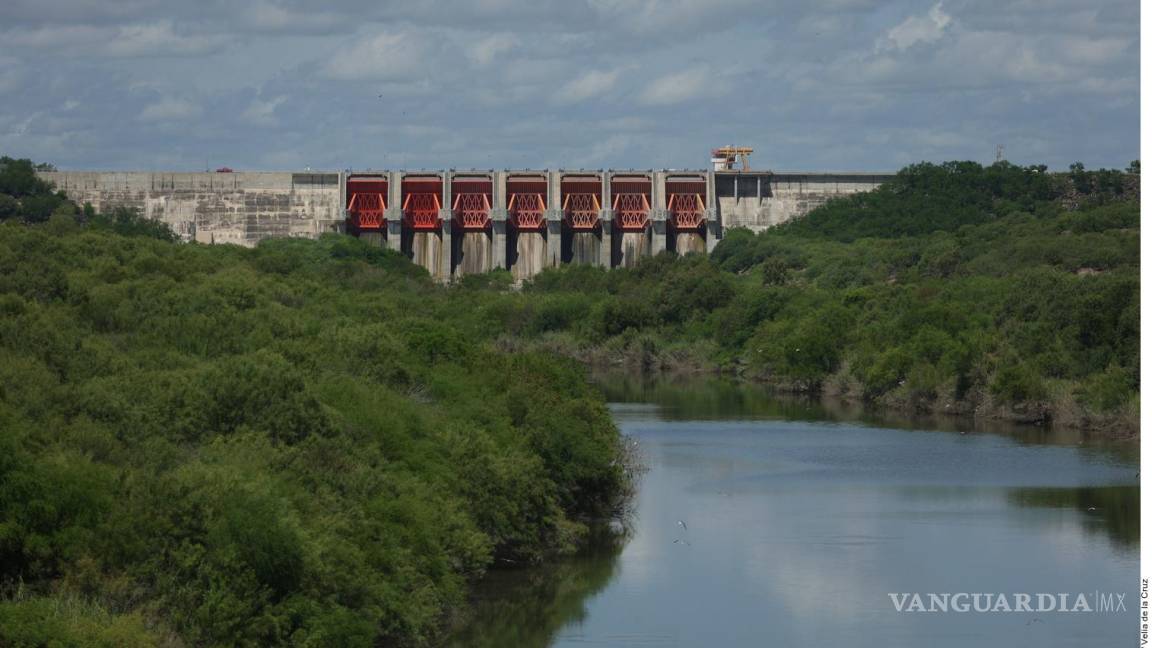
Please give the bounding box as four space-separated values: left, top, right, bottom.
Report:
593 371 1139 459
445 375 1140 648
443 530 624 648
1008 486 1139 550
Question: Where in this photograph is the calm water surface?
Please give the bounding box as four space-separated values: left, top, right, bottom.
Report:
447 378 1139 647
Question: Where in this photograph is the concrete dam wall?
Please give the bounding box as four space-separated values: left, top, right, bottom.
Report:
715 172 893 231
39 168 894 281
40 171 344 246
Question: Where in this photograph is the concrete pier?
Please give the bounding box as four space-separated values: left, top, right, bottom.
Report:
617 231 648 267
511 230 547 282
545 219 562 269
409 231 443 277
650 219 667 256
39 168 894 281
455 231 491 275
675 232 706 255
489 172 508 272
386 222 402 252
358 231 386 248
439 217 453 281
491 220 507 271
568 231 600 264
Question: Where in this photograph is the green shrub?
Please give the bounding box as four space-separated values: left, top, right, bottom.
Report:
0 596 160 647
991 364 1048 402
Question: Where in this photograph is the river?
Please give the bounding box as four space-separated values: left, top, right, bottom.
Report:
446 377 1139 647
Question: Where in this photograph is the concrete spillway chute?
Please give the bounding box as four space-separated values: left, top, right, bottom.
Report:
448 175 493 276
506 174 549 280
608 174 652 266
400 175 446 279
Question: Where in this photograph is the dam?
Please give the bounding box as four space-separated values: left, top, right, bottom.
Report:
39 168 894 281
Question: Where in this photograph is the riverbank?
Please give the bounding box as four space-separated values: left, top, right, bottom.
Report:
440 381 1139 647
506 334 1139 440
502 163 1138 440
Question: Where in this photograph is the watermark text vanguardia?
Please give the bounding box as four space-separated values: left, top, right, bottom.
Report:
889 592 1128 613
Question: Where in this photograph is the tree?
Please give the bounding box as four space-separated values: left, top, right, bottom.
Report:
761 258 788 286
0 194 19 221
0 157 55 198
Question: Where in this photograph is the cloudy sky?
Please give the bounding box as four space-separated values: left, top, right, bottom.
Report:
0 0 1139 171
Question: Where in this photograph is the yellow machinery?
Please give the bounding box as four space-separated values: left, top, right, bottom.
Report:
711 146 753 171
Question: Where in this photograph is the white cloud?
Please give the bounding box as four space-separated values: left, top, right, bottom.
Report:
1060 36 1130 65
467 34 516 66
6 114 38 137
3 24 103 49
105 21 222 57
883 2 952 51
243 2 346 33
0 57 23 93
555 69 618 103
139 98 201 122
0 0 1137 171
2 21 223 58
324 32 432 81
241 95 287 126
638 66 711 105
587 0 764 35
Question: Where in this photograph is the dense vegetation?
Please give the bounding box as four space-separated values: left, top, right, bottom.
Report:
0 160 632 645
505 161 1140 431
0 157 1138 644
